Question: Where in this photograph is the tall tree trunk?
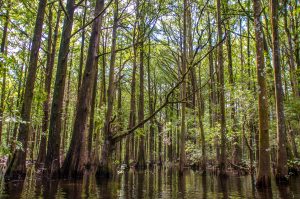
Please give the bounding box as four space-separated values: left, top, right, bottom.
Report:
97 0 118 177
216 0 226 176
270 0 288 183
87 67 98 167
78 0 87 92
45 0 76 177
99 30 108 107
147 38 155 167
179 0 187 174
136 43 146 169
208 14 215 128
0 2 9 144
62 0 104 178
157 121 163 165
246 1 255 171
125 6 139 166
228 21 241 166
36 7 61 168
187 2 206 172
88 16 101 168
283 0 299 97
5 0 48 180
62 70 71 162
288 126 299 158
196 68 206 173
136 3 146 168
10 43 27 158
116 56 123 164
291 1 300 68
253 0 271 188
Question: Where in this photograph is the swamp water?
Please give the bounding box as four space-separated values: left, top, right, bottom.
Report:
0 168 299 198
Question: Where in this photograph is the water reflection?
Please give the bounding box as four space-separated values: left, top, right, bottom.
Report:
0 167 300 198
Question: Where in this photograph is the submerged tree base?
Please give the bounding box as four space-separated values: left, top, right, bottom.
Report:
4 170 26 181
256 175 271 188
96 165 111 178
218 163 228 177
135 162 147 170
275 174 289 184
60 164 85 179
5 151 27 181
42 168 60 180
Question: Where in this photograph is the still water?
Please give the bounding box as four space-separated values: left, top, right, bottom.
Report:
0 167 299 199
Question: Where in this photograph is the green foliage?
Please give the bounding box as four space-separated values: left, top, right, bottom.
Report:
136 128 146 137
185 140 202 165
287 159 300 170
0 143 10 156
0 0 299 175
285 98 300 121
15 140 24 152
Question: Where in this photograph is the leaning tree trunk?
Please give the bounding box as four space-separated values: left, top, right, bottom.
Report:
270 0 288 183
5 0 48 180
62 0 104 179
45 0 76 178
253 0 271 188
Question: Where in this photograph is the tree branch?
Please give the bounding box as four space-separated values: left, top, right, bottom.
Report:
112 34 226 143
68 0 114 39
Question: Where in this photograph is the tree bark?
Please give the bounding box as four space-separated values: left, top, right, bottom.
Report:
45 0 76 177
216 0 226 176
77 0 87 92
36 7 61 169
147 37 155 167
187 2 206 172
270 0 288 183
5 0 48 180
136 3 146 169
99 33 107 107
228 19 241 166
0 2 9 144
62 0 104 178
116 56 123 164
179 0 187 174
253 0 271 187
87 66 98 167
62 70 71 162
97 0 118 177
284 1 299 97
125 5 139 165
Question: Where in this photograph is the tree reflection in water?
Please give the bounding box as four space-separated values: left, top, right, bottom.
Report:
1 167 300 198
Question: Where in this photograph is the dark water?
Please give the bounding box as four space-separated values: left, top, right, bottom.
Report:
0 168 299 198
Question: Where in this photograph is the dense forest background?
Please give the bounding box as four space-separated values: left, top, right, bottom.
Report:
0 0 299 188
